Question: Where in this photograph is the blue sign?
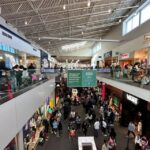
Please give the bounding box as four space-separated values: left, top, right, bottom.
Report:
0 44 15 54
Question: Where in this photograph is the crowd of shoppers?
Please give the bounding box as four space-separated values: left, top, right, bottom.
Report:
0 63 47 100
48 76 150 150
109 61 150 87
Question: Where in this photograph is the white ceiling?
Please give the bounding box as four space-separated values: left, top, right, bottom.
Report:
0 0 141 62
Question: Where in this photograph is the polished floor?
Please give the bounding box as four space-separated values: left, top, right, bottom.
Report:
37 105 135 150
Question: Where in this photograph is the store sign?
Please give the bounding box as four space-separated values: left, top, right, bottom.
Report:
0 44 15 53
120 53 129 59
126 94 138 105
2 31 12 39
104 51 112 59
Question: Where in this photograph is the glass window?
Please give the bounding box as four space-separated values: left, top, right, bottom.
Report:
141 4 150 24
132 13 139 29
126 19 132 33
123 1 150 35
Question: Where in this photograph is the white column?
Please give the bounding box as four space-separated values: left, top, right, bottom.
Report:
147 47 150 66
22 53 27 67
16 130 24 150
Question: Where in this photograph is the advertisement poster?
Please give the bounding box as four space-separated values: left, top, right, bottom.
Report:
40 50 49 68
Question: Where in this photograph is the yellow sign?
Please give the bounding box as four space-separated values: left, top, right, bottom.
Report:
49 98 54 108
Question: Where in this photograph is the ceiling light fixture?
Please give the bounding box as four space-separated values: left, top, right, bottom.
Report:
63 4 66 10
108 8 112 14
119 19 122 23
25 20 28 25
87 0 91 7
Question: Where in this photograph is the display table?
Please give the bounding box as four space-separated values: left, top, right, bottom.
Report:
78 137 97 150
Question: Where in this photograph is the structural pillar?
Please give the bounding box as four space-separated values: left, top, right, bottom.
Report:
16 130 24 150
147 47 150 66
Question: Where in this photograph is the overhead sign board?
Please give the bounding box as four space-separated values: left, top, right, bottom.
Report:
67 70 96 87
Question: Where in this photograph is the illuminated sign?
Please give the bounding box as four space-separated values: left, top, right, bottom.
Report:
0 44 15 54
120 53 129 59
126 94 138 105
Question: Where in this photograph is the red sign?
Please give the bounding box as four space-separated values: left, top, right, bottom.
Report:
120 53 129 59
101 82 105 101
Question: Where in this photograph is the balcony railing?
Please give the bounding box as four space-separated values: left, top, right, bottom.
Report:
0 69 58 105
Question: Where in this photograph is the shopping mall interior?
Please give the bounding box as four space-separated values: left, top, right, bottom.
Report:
0 0 150 150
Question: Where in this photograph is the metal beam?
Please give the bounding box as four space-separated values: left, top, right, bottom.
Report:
21 15 127 35
33 36 120 43
16 10 108 28
5 0 132 20
3 0 121 16
26 28 108 38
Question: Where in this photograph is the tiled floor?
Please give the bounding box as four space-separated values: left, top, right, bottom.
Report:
37 105 135 150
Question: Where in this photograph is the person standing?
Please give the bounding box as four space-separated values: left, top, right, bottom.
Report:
109 128 116 139
94 119 100 138
102 139 109 150
82 121 89 136
127 121 135 138
76 115 81 130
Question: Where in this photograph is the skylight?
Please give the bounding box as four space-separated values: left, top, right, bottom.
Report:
61 41 87 52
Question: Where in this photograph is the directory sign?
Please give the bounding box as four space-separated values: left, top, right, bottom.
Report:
82 70 96 87
67 70 82 87
67 70 96 87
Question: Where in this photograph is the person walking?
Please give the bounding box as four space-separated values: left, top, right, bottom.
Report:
127 121 135 138
69 127 76 141
52 119 58 136
58 120 62 137
94 119 100 138
102 119 107 136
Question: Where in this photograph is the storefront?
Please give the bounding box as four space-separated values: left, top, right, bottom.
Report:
0 44 19 69
121 92 150 137
23 105 47 150
134 48 148 68
119 52 134 69
105 84 123 115
104 51 118 67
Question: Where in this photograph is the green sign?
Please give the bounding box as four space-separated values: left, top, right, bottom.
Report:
67 70 96 87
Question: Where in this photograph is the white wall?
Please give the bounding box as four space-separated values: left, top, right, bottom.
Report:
92 19 150 61
0 28 40 57
97 76 150 102
0 79 55 150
